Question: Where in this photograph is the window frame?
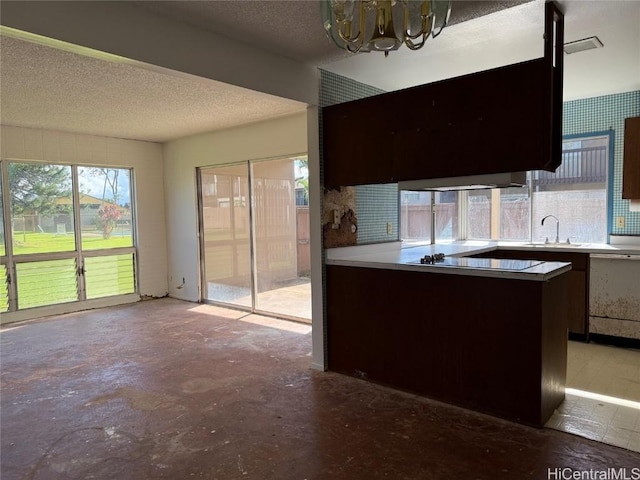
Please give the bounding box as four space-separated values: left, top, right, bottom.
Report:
399 131 614 244
560 130 615 242
0 159 138 314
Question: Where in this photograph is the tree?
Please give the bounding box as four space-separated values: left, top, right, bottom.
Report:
8 163 71 215
87 168 120 205
97 203 121 239
295 158 309 204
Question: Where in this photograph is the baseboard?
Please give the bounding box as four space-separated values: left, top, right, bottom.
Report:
311 362 327 371
589 333 640 350
568 332 589 342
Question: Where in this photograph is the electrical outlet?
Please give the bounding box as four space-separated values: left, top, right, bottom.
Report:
332 209 340 229
386 222 393 235
616 216 625 228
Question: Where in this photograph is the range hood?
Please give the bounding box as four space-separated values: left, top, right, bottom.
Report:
398 171 527 192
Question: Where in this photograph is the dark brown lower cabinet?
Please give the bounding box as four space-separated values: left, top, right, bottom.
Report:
326 265 569 427
470 249 589 338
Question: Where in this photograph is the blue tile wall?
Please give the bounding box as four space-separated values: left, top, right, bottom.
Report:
320 70 399 244
355 184 399 242
320 70 384 108
563 90 640 235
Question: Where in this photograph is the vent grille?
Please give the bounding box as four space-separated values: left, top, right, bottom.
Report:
564 36 604 55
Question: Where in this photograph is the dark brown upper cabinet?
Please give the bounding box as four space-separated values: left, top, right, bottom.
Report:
623 116 640 199
323 2 564 189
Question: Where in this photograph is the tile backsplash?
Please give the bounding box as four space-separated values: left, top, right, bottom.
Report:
563 90 640 235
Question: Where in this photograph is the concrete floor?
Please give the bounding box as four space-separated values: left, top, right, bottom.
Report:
1 298 639 479
255 281 311 321
207 279 311 321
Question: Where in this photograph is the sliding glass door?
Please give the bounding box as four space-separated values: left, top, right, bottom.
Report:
198 156 310 321
252 158 310 319
199 164 252 307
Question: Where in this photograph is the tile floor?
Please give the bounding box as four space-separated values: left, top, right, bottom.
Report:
546 340 640 452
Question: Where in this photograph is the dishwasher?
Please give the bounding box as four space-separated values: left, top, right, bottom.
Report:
589 254 640 341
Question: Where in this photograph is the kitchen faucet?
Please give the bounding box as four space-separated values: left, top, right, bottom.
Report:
541 215 560 244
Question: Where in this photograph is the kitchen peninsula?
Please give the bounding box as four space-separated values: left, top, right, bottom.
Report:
325 243 571 427
321 2 569 427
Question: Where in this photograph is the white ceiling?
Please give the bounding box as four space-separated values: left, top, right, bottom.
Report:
324 0 640 98
129 0 529 65
0 0 638 144
0 34 307 143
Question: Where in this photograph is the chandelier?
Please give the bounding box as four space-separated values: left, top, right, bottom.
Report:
322 0 452 57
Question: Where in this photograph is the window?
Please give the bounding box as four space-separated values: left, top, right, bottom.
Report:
0 161 137 314
16 259 78 309
531 136 608 243
400 191 459 243
78 167 134 251
0 173 5 258
467 187 530 241
400 191 432 241
9 163 75 254
84 254 135 299
499 188 530 240
435 191 459 241
400 133 610 244
0 174 7 312
0 264 7 313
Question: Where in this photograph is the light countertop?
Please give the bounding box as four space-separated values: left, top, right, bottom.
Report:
325 240 640 281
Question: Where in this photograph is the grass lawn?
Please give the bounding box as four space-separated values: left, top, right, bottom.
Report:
0 264 7 311
11 231 131 255
2 232 134 312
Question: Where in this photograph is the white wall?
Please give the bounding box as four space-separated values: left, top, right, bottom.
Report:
306 106 325 371
162 112 308 302
0 125 168 302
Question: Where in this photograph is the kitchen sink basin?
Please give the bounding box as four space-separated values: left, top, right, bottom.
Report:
525 242 583 248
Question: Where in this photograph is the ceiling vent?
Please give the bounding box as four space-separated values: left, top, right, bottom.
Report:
564 36 603 55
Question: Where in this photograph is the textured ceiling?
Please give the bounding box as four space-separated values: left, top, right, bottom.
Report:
131 0 530 65
0 35 307 143
0 0 638 144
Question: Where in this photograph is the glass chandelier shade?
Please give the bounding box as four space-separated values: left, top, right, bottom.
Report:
322 0 452 56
